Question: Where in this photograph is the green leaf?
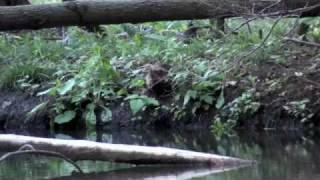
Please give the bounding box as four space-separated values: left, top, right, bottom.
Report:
58 78 76 95
86 103 96 125
183 94 191 106
132 79 145 88
54 110 76 124
189 90 198 99
215 89 225 109
27 101 49 118
195 61 208 74
37 88 55 96
183 90 197 106
201 95 214 105
116 88 128 96
144 34 166 41
129 99 145 115
126 94 159 114
143 97 159 106
125 94 141 100
101 107 112 122
133 34 143 46
86 109 96 125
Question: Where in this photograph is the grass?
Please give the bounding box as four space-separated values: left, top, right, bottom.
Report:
1 18 319 131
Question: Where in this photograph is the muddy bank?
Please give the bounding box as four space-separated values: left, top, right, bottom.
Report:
0 83 318 133
0 91 50 135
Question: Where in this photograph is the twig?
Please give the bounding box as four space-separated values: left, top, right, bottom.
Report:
263 3 320 17
284 38 320 48
260 0 282 14
0 144 84 174
236 16 282 65
224 17 257 38
298 76 320 89
245 18 253 34
284 15 301 38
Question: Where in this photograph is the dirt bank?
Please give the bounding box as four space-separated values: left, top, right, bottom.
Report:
0 91 50 135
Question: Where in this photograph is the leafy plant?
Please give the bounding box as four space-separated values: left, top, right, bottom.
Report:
54 110 76 124
0 64 52 89
125 94 159 115
283 99 313 123
182 80 223 114
37 47 121 126
0 17 308 131
212 90 260 134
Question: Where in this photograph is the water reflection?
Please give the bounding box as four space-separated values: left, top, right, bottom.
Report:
0 129 320 180
49 165 248 180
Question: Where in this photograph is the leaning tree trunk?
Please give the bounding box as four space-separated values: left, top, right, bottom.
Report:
0 0 319 31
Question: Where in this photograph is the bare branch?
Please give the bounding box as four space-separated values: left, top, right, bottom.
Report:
284 38 320 48
0 144 84 174
236 16 282 64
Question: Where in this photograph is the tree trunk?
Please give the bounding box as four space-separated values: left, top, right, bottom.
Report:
0 0 30 6
0 0 319 31
0 134 253 166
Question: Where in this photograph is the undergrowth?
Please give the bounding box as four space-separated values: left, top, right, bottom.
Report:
1 18 319 133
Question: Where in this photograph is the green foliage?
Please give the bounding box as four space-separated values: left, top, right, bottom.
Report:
283 99 313 123
0 18 304 130
310 20 320 42
182 79 224 114
212 118 234 137
0 64 52 89
125 94 159 115
85 103 97 125
212 90 260 135
27 101 49 118
215 89 225 109
37 46 121 126
54 110 76 124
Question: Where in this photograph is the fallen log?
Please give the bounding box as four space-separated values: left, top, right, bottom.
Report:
0 134 253 166
0 0 319 31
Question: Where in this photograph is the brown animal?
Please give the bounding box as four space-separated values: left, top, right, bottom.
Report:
296 22 310 41
144 63 172 96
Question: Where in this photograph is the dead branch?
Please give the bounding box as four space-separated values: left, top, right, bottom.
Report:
284 37 320 48
237 16 282 65
0 144 84 173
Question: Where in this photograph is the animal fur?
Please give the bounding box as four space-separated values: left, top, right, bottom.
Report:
144 63 172 96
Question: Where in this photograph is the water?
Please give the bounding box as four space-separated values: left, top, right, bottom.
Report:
0 130 319 180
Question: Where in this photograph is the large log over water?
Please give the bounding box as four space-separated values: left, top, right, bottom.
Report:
0 134 253 166
0 0 319 31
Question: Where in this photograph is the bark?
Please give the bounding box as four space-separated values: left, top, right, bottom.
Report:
0 134 253 166
0 0 30 6
0 0 319 31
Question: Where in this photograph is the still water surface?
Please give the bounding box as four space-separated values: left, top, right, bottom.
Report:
0 130 319 180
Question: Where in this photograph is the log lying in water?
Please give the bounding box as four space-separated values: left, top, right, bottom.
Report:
0 134 253 166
